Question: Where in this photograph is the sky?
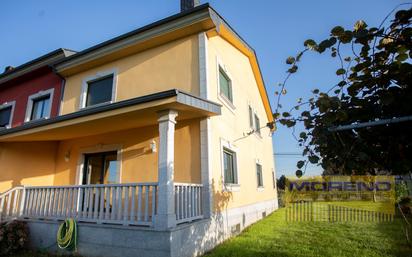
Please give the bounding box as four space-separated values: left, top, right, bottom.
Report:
0 0 407 177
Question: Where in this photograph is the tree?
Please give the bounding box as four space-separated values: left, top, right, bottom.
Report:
276 175 286 190
274 6 412 176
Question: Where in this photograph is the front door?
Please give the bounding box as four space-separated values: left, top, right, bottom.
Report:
82 151 119 185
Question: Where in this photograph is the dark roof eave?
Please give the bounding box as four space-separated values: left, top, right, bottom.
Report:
0 48 77 85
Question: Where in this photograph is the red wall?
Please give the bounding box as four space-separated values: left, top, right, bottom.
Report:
0 68 64 127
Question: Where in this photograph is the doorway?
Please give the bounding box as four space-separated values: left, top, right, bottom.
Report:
82 151 120 185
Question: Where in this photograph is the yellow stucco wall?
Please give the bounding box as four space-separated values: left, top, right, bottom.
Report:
60 35 200 115
0 142 58 193
207 35 277 211
0 119 200 193
53 119 200 186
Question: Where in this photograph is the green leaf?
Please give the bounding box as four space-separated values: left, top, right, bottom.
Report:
286 56 295 64
295 170 303 178
331 26 344 36
396 53 408 62
304 39 317 50
336 68 346 75
297 161 305 169
288 65 298 73
308 155 320 164
312 89 320 94
354 20 367 31
282 112 291 117
299 132 307 139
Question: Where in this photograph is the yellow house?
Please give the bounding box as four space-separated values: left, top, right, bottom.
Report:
0 2 278 257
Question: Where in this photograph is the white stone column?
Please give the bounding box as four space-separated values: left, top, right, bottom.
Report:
154 109 178 230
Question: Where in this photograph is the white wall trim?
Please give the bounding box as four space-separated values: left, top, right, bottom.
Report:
79 68 118 109
75 144 123 185
0 100 16 128
198 32 213 218
24 88 54 122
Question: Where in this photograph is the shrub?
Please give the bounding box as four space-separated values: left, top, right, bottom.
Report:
395 181 409 203
0 220 29 256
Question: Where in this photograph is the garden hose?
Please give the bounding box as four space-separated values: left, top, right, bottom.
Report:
57 218 77 250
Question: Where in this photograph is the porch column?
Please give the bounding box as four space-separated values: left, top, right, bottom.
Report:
154 109 178 230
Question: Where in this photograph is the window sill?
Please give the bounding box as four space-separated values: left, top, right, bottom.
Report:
257 187 265 192
80 101 113 111
24 117 49 124
218 93 236 113
224 183 240 192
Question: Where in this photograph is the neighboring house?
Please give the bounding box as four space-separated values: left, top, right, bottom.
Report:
0 49 75 128
0 2 278 257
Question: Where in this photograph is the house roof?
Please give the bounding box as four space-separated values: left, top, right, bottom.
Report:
53 3 274 123
0 48 77 85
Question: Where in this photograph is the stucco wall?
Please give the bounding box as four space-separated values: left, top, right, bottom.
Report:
0 141 58 192
0 69 63 127
60 35 200 115
206 35 277 211
53 119 201 186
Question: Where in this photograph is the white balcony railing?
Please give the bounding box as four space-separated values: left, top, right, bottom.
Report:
1 183 157 226
175 183 203 224
1 182 204 227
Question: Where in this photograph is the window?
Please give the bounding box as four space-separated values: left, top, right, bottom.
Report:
223 147 237 184
248 105 254 129
85 75 114 107
25 89 53 122
256 163 263 187
30 95 50 120
219 67 233 103
0 105 13 128
254 113 261 135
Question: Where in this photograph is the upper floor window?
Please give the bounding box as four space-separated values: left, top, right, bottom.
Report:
81 70 117 109
0 102 15 129
219 67 233 103
31 95 50 120
248 105 254 129
254 113 261 136
25 89 53 122
256 163 263 188
86 75 114 107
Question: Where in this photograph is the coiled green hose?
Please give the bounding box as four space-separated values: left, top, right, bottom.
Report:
57 218 77 250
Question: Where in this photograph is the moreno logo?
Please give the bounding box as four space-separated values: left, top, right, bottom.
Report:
288 181 392 192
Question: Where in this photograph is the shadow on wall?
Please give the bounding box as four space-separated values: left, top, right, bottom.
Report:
172 178 234 257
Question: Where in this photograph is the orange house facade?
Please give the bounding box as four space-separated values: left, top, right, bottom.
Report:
0 3 278 257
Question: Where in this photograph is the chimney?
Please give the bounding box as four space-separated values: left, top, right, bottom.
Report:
4 66 14 73
181 0 200 12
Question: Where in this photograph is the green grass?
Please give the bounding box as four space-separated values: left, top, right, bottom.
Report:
205 208 412 257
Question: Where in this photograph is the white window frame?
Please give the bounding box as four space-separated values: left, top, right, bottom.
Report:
0 101 16 129
256 159 264 191
220 138 239 191
76 144 123 186
216 57 235 112
25 88 54 122
254 111 262 137
79 69 118 109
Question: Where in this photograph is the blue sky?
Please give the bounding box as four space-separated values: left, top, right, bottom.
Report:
0 0 407 177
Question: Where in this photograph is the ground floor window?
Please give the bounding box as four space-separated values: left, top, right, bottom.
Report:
256 163 263 187
223 147 238 184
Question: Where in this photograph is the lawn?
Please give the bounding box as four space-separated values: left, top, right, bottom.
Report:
205 208 412 257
